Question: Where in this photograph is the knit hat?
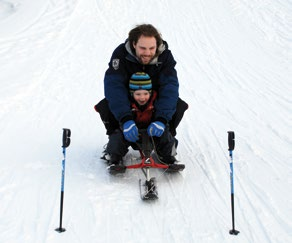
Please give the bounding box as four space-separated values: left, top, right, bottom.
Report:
129 72 152 94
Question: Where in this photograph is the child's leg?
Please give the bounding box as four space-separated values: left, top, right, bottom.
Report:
106 129 129 159
154 128 177 164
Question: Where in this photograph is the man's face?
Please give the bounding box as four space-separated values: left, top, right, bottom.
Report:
133 35 157 64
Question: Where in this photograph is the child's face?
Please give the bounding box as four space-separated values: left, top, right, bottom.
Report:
133 90 151 105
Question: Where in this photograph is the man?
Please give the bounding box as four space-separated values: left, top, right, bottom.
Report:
95 24 188 167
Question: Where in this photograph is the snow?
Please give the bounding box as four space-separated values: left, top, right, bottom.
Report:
0 0 291 242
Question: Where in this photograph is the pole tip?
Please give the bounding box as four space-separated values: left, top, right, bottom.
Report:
55 227 66 233
229 229 240 235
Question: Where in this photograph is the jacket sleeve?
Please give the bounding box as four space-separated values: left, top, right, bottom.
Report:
154 50 179 123
104 45 133 123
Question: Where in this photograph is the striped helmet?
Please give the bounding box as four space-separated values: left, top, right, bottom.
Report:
129 72 152 94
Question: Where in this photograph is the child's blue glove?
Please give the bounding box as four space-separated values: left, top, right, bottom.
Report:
123 120 139 142
147 121 165 137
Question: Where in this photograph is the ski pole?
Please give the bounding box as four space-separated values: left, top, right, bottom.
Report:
228 131 240 235
55 128 71 233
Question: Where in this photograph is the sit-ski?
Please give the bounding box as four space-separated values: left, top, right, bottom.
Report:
105 130 185 200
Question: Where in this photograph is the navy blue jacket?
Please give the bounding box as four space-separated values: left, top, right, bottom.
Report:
104 40 179 125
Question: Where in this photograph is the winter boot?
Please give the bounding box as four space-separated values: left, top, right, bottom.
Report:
158 155 177 165
108 154 126 174
157 155 185 172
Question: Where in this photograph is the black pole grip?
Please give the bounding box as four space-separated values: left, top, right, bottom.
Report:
228 131 235 151
62 128 71 148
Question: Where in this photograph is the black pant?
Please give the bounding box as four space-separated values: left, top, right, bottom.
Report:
94 97 188 136
106 128 176 159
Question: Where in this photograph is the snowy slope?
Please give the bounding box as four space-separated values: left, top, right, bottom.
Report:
0 0 291 242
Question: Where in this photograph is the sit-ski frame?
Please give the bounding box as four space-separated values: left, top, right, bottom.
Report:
126 130 168 200
109 130 184 199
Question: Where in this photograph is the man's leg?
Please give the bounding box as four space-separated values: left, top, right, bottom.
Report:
169 98 188 136
94 98 120 135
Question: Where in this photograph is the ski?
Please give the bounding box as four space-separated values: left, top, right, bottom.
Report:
139 178 158 200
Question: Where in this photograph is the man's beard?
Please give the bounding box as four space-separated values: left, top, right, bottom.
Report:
139 55 153 64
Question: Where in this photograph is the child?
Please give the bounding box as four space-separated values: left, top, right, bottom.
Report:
106 72 177 173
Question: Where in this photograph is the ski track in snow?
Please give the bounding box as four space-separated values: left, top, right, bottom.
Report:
0 0 291 242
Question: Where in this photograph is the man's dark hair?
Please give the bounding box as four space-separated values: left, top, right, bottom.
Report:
128 24 163 54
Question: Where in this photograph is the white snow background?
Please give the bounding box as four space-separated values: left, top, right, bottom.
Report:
0 0 291 242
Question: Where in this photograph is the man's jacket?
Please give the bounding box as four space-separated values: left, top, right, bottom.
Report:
104 40 179 125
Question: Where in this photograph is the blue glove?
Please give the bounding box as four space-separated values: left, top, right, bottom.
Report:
147 121 165 137
123 120 139 142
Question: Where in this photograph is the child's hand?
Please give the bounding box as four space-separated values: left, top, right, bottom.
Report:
123 120 139 142
147 121 165 137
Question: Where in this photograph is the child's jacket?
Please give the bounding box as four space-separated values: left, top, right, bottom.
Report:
131 91 157 129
